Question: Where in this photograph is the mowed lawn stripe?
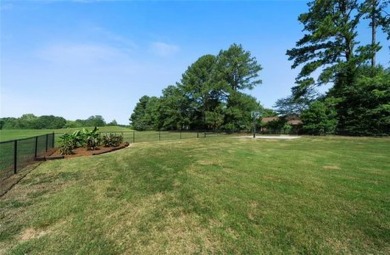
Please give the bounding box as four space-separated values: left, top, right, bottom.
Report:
0 137 389 254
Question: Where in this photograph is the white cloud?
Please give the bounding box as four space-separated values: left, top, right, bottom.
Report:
150 42 180 57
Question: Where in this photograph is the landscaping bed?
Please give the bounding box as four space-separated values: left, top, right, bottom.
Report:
37 142 130 160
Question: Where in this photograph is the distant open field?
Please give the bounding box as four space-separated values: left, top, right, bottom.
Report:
1 136 389 254
0 126 132 142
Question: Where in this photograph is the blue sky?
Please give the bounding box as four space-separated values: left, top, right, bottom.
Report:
1 0 389 125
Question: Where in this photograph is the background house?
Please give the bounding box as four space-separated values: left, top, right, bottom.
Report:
260 115 302 134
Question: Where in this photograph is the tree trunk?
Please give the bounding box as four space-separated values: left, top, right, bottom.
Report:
371 0 377 67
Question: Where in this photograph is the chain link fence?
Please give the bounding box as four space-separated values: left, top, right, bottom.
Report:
116 130 227 143
0 133 55 182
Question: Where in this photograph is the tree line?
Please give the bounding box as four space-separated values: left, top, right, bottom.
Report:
0 114 118 130
130 44 275 132
130 0 390 136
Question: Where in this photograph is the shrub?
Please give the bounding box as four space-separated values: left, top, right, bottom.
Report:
102 133 123 147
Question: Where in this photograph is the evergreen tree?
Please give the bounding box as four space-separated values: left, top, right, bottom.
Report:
178 54 225 129
334 66 390 135
301 98 338 135
216 43 262 92
360 0 390 66
287 0 364 97
130 96 153 130
158 86 191 130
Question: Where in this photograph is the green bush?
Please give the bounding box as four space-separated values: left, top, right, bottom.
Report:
102 133 123 147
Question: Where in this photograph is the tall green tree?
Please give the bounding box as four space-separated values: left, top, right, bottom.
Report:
205 105 225 130
360 0 390 66
107 119 118 126
217 43 262 92
216 44 263 130
130 96 153 130
334 66 390 135
36 115 66 129
18 114 39 128
85 115 106 127
158 86 191 130
0 117 19 129
144 97 161 130
287 0 389 136
382 0 390 41
129 44 263 132
301 98 339 135
178 54 225 129
129 97 161 130
287 0 364 96
224 92 261 132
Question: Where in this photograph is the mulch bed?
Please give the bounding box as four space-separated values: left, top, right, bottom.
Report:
37 142 130 161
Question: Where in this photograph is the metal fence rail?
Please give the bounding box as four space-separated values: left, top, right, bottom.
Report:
0 133 55 181
112 130 227 144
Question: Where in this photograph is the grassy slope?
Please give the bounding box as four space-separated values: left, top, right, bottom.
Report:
0 137 389 254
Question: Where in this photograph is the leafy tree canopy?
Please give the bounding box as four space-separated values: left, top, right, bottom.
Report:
129 44 264 131
0 114 108 129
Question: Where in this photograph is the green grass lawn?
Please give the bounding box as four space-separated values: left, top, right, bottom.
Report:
1 136 389 254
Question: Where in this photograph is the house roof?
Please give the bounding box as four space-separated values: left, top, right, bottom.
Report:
287 119 302 125
261 117 279 123
261 116 302 126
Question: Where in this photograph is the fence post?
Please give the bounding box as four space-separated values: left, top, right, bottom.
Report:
14 140 18 174
159 131 161 141
133 131 135 143
52 132 55 148
45 134 49 152
34 136 38 158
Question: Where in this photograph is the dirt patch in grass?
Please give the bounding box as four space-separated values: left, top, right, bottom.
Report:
323 165 341 170
20 228 49 241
